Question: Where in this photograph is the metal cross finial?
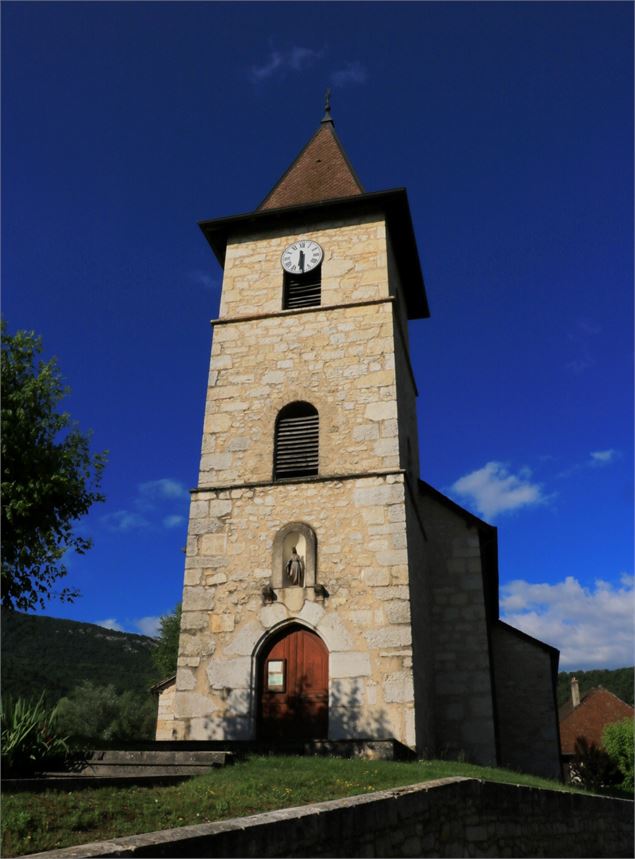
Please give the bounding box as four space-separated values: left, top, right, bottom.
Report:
321 87 333 124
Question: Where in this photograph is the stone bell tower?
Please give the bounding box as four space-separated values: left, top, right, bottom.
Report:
162 101 562 780
169 101 433 750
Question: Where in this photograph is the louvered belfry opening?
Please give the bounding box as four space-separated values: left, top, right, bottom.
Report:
274 402 319 480
283 266 321 310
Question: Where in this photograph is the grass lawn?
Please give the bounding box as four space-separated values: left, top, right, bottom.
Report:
1 756 589 857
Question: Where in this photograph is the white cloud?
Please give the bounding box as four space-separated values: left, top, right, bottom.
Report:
450 461 550 519
95 618 124 632
163 514 185 529
557 448 621 478
134 616 162 638
501 574 635 669
101 478 189 533
138 478 188 502
331 61 367 86
250 46 324 82
590 449 619 466
101 510 150 532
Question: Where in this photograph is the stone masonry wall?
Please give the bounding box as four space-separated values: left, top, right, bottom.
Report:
219 215 389 319
201 301 402 487
418 493 497 765
173 474 420 747
34 778 634 858
491 623 562 780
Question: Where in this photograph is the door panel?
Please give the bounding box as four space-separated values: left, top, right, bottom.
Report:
259 627 328 740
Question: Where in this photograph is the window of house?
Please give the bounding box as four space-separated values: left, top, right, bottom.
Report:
274 402 319 480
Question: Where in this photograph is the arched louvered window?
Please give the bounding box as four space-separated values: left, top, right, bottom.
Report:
283 266 321 310
274 402 319 480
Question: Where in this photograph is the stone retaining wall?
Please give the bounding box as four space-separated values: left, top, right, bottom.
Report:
25 777 633 858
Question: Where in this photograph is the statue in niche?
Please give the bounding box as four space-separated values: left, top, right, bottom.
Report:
285 547 305 587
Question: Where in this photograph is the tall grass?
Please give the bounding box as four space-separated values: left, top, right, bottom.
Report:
1 693 70 777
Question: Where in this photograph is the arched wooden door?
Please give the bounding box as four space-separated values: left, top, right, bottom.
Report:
259 626 328 741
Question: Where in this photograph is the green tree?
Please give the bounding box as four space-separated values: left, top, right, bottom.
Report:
55 682 156 743
152 603 182 678
1 322 107 611
603 718 634 792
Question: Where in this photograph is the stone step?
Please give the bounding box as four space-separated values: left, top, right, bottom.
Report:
85 750 233 767
72 765 222 777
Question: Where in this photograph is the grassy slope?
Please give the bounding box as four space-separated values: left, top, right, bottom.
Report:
1 756 593 857
1 611 158 704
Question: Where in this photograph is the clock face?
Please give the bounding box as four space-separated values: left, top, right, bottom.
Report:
281 239 323 275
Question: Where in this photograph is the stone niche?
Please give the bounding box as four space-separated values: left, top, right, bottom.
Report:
271 522 319 612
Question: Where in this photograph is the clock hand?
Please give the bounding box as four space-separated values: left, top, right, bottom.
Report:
298 250 305 272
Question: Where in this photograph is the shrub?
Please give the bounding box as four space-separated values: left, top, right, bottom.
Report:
1 693 70 776
602 718 634 792
55 681 156 743
569 736 621 791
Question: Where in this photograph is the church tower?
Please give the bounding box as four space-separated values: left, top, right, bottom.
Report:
162 102 562 778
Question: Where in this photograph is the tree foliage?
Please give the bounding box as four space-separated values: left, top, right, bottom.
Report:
603 718 634 792
54 682 156 743
569 736 621 791
1 611 158 705
152 603 182 678
1 322 107 611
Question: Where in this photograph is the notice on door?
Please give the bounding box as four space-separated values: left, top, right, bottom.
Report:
267 660 285 691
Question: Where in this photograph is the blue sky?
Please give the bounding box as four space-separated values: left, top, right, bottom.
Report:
2 2 633 669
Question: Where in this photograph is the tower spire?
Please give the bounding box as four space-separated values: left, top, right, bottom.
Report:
321 87 334 125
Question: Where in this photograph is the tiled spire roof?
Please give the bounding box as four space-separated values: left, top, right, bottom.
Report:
257 100 364 211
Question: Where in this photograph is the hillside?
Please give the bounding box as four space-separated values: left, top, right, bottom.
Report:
1 611 159 704
557 667 634 709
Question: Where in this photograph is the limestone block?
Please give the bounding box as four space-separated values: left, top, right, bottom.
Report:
175 691 220 720
184 566 202 586
206 572 228 585
384 601 412 624
347 610 373 627
183 586 214 611
353 484 402 508
373 586 410 601
180 610 208 631
228 437 250 451
200 533 228 556
176 667 196 691
317 613 354 651
259 603 288 628
189 500 208 519
364 626 412 649
207 656 251 690
224 621 264 656
200 453 233 472
211 614 235 633
299 600 325 627
383 671 414 703
352 424 379 441
361 568 390 587
364 402 398 422
330 651 372 678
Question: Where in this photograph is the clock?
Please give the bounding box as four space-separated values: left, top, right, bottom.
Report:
281 239 323 275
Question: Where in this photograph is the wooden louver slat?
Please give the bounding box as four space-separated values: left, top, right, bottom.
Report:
284 272 321 309
274 412 319 479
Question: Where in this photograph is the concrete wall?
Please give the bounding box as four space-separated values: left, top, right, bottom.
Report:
491 622 562 780
30 778 634 859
